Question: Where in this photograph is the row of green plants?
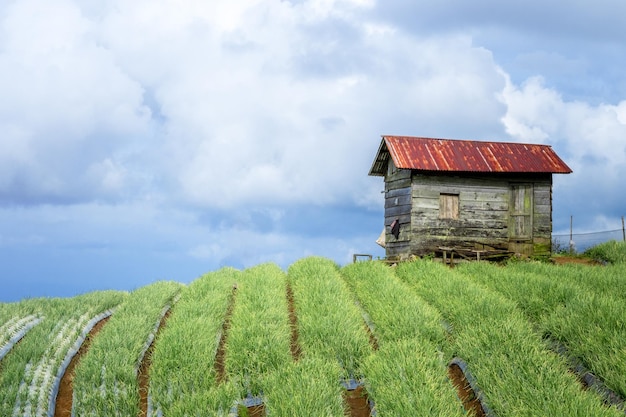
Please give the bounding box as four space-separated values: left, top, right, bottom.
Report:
396 259 623 417
147 268 239 415
70 281 182 417
283 257 373 416
459 260 626 400
0 298 46 361
341 261 467 416
225 263 292 381
0 291 125 417
0 313 43 362
287 257 372 375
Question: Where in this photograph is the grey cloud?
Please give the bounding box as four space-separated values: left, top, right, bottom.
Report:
369 1 626 105
370 1 626 42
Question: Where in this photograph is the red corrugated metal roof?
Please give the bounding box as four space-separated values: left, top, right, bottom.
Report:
369 136 572 176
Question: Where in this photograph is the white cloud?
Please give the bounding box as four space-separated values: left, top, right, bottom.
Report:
501 75 626 165
501 74 626 226
0 0 512 209
0 0 153 203
2 0 626 301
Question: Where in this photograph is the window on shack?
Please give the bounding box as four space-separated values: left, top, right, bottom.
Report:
439 193 459 220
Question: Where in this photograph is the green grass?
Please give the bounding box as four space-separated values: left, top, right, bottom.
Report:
287 257 371 376
224 263 292 390
459 260 626 400
3 254 626 416
147 268 239 416
396 259 623 417
261 357 346 417
363 339 466 417
341 261 446 345
0 291 125 417
584 240 626 264
341 261 466 416
71 281 182 417
512 260 626 301
0 312 43 362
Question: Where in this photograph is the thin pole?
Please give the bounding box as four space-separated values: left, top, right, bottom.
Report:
569 215 574 254
622 216 625 242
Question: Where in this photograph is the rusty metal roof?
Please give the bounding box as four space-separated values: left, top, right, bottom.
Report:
369 136 572 176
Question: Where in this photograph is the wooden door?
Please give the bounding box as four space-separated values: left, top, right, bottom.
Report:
510 184 533 239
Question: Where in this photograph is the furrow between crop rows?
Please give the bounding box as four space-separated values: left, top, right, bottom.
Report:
138 292 182 417
214 285 238 384
138 307 172 417
285 282 302 361
54 313 112 417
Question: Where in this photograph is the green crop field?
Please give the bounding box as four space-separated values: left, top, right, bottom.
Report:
1 241 625 417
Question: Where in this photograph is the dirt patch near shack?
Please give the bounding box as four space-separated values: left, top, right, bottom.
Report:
54 316 111 417
551 256 601 265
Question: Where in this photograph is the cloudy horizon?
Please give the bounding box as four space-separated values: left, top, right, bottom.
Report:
2 0 626 301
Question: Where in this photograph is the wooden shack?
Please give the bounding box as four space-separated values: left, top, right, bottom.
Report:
369 136 572 259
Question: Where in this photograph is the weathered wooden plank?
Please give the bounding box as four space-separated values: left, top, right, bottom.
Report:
414 188 511 204
414 209 508 224
385 187 411 198
385 194 412 208
386 241 411 257
534 197 551 208
412 227 508 240
411 188 441 199
385 204 412 218
460 201 509 211
411 237 510 254
386 177 412 190
461 191 510 203
414 178 511 192
413 218 509 230
413 198 439 210
386 165 411 181
458 209 509 220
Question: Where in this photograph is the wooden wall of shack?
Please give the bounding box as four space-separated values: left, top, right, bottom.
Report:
383 160 553 259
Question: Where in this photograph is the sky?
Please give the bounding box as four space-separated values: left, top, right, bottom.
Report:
1 0 626 302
